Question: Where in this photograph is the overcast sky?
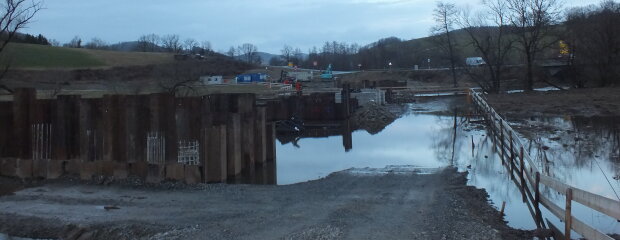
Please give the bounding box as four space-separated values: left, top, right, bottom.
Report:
24 0 594 54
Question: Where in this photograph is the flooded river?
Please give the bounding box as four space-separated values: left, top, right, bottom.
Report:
276 96 620 234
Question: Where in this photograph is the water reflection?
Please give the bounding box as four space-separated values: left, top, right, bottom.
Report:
274 95 620 234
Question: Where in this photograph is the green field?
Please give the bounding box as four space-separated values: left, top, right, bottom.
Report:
0 43 106 69
0 43 174 69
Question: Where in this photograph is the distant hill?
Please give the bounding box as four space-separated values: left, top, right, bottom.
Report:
257 52 277 65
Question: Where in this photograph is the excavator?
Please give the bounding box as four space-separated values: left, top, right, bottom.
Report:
320 64 333 80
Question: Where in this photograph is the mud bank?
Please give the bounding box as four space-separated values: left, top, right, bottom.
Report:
486 87 620 117
0 168 530 240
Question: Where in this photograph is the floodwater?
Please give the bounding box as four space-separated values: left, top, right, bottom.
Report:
276 96 620 234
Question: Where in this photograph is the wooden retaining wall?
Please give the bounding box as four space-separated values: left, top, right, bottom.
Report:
470 89 620 240
0 89 276 184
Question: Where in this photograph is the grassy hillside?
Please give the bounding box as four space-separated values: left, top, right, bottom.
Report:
0 43 174 69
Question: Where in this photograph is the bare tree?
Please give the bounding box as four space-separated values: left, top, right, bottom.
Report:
84 37 107 49
64 36 82 48
458 0 516 93
50 39 60 47
137 33 160 52
226 46 236 58
507 0 562 90
161 34 181 53
0 0 42 93
431 1 460 87
281 45 293 63
183 38 197 54
199 40 211 55
238 43 259 64
293 47 304 64
566 1 620 87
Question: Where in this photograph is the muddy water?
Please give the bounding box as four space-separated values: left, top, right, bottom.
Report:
276 96 620 234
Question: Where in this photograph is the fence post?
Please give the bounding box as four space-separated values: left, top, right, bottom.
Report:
535 172 541 228
565 188 573 240
520 146 526 203
500 120 505 162
510 134 514 179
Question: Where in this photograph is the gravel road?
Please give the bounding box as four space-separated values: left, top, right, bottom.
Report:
0 167 531 240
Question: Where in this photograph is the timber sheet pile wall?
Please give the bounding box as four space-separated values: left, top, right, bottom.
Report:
264 92 357 122
0 89 277 184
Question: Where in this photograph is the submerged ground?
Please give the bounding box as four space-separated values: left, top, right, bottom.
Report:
0 168 530 240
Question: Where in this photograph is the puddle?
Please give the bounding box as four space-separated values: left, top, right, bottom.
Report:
275 95 620 234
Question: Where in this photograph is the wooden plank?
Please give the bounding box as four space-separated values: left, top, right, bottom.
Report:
241 111 255 174
540 174 620 220
255 107 267 165
265 122 276 163
565 188 572 240
55 95 81 160
226 113 242 177
13 88 35 159
473 88 620 232
534 172 542 227
0 102 13 158
78 99 92 162
540 194 614 240
162 94 177 164
102 95 118 162
116 95 129 163
206 125 227 183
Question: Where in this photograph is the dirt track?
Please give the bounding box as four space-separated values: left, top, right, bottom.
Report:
0 168 530 240
487 87 620 117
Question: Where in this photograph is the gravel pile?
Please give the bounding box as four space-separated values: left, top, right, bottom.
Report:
352 103 398 134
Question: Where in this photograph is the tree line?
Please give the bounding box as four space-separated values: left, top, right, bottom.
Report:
268 0 618 92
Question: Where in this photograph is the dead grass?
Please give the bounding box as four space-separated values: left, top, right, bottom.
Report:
72 48 174 67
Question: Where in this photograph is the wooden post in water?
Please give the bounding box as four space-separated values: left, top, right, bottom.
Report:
534 172 541 228
565 188 573 240
500 201 506 215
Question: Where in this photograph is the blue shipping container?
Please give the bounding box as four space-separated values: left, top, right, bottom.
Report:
236 73 267 83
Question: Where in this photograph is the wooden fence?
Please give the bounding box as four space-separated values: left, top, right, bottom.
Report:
469 89 620 240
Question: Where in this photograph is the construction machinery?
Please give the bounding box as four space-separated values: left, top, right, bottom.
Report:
320 64 334 80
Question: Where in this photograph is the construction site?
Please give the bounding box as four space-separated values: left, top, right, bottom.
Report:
0 58 618 239
0 0 619 238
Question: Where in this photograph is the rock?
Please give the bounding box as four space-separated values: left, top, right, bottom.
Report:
351 103 398 134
